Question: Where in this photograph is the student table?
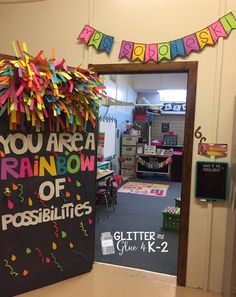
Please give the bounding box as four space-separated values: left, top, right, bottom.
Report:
96 169 114 182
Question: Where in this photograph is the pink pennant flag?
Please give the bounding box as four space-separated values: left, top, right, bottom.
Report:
183 34 200 55
78 25 95 44
145 44 158 62
208 20 227 43
119 41 134 60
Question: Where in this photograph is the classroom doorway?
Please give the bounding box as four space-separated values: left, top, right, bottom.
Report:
91 62 198 286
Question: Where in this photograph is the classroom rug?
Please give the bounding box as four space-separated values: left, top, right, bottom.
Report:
118 182 169 197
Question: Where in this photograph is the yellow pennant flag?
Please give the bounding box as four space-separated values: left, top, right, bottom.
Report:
132 43 145 62
196 28 214 49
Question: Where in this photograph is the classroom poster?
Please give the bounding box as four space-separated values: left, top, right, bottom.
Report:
0 124 97 296
198 143 227 158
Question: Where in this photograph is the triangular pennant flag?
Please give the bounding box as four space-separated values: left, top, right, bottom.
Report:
78 25 95 44
98 34 114 54
132 43 145 62
145 44 158 62
119 41 134 60
158 42 171 62
196 28 214 49
88 30 103 49
220 12 236 35
208 20 227 43
183 34 200 55
170 39 186 59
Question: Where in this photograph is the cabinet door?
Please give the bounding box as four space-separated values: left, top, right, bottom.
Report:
122 135 138 146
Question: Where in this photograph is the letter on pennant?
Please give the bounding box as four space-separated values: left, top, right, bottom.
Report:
119 41 134 60
208 20 227 43
183 34 200 55
170 39 186 59
98 35 114 54
145 44 158 62
220 12 236 35
132 43 145 62
88 31 103 49
196 28 214 49
78 25 95 44
158 43 171 62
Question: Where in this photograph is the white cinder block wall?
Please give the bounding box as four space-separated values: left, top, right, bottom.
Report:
152 115 185 145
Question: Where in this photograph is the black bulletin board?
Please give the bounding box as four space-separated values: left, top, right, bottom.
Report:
161 123 169 133
195 161 228 201
0 122 97 297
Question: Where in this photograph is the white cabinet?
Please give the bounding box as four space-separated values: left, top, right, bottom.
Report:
121 135 138 178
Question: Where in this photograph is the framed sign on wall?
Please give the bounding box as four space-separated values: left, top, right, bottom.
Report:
195 161 229 201
161 123 169 133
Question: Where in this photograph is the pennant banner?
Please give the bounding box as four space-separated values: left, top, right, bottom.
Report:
78 12 236 62
78 25 114 54
117 12 236 63
137 155 172 170
162 103 186 112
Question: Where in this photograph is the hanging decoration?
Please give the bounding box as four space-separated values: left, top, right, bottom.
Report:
0 42 107 131
78 12 236 62
119 12 236 62
137 155 172 170
78 25 114 54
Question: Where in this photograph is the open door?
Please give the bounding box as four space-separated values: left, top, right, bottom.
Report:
90 62 198 286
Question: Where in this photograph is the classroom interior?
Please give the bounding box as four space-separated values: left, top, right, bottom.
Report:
95 72 186 276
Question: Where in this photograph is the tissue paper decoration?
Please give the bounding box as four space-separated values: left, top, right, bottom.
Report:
0 42 107 131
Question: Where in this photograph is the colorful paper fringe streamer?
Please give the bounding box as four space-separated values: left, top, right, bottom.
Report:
0 42 107 131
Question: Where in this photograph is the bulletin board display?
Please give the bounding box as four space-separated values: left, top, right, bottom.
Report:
0 122 97 296
161 123 169 133
195 161 228 201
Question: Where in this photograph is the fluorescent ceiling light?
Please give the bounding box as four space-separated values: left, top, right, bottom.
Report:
158 89 187 102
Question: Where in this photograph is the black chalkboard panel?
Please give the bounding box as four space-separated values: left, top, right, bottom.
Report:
0 121 97 297
195 161 228 201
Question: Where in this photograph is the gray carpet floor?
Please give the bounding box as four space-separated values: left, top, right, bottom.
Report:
94 179 181 275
